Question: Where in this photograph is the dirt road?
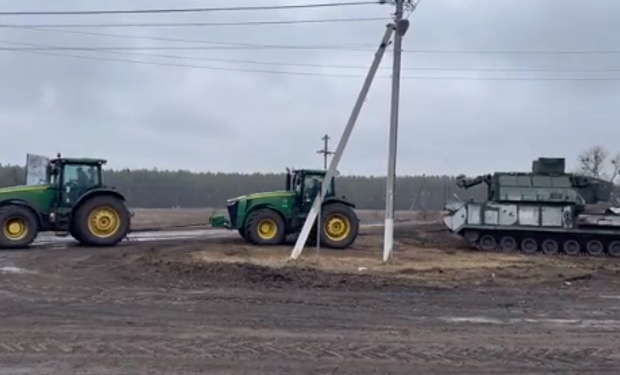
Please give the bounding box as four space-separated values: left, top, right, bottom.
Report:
1 228 619 374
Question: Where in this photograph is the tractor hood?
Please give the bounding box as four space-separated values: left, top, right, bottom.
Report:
0 184 52 203
0 184 51 195
227 190 294 203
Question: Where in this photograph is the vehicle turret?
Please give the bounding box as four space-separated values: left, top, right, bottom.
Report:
455 174 491 189
454 157 612 208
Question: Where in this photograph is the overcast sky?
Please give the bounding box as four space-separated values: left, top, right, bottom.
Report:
1 0 619 176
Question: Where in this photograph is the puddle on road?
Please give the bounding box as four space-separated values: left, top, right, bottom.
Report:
439 316 620 329
0 266 31 274
0 266 26 273
600 295 620 300
0 368 35 375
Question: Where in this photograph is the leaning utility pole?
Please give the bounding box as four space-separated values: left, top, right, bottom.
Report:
290 23 395 260
316 134 334 169
383 0 412 262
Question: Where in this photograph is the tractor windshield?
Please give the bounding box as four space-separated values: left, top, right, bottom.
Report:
303 174 334 197
64 164 101 188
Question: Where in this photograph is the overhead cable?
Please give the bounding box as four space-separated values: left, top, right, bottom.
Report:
5 46 620 82
4 44 620 56
0 17 388 28
9 25 620 56
4 25 377 50
0 1 381 16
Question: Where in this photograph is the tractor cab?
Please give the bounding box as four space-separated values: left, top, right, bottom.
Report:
47 155 107 207
285 169 335 209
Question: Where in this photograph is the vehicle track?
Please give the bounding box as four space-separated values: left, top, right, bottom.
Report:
1 239 619 374
444 225 620 258
0 337 617 369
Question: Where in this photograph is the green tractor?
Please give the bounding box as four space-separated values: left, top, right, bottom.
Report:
0 155 131 249
209 169 359 249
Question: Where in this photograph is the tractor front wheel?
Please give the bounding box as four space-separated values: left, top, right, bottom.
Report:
244 208 286 245
0 205 39 249
73 195 130 247
319 203 359 249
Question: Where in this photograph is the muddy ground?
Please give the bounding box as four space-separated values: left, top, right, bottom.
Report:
1 221 620 374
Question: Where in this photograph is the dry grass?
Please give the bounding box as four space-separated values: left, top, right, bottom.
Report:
183 223 616 287
188 247 606 287
131 208 620 287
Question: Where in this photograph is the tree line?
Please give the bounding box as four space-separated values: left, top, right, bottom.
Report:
0 164 484 210
0 145 617 210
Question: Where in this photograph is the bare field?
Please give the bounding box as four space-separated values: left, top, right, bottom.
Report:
129 207 438 230
2 210 620 374
129 208 620 287
136 222 620 288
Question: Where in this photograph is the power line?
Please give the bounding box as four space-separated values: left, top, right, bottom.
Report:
73 49 620 73
4 40 620 73
9 45 620 56
0 17 387 28
402 76 620 81
0 42 372 68
6 48 367 77
5 25 377 50
3 41 620 81
6 44 620 57
0 1 380 16
0 45 371 52
156 56 620 73
402 48 620 55
7 24 620 57
9 24 620 58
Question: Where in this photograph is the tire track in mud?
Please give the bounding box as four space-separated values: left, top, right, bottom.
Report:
0 338 617 369
0 279 437 311
2 280 619 332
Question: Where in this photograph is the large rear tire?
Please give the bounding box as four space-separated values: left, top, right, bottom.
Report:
319 203 359 249
244 208 286 246
69 222 84 243
238 228 247 240
0 205 39 249
73 195 130 247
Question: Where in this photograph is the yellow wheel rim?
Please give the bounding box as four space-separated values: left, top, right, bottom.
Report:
87 206 121 239
2 218 28 241
324 214 351 242
257 218 278 240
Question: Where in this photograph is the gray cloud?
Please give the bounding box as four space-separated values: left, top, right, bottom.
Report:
1 0 619 176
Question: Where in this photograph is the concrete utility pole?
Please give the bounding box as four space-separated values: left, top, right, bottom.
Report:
383 0 411 262
290 23 395 260
316 134 334 169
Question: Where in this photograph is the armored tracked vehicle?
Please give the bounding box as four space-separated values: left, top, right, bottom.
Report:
443 157 620 257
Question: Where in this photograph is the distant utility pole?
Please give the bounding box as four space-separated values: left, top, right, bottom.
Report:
383 0 414 263
316 134 335 169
